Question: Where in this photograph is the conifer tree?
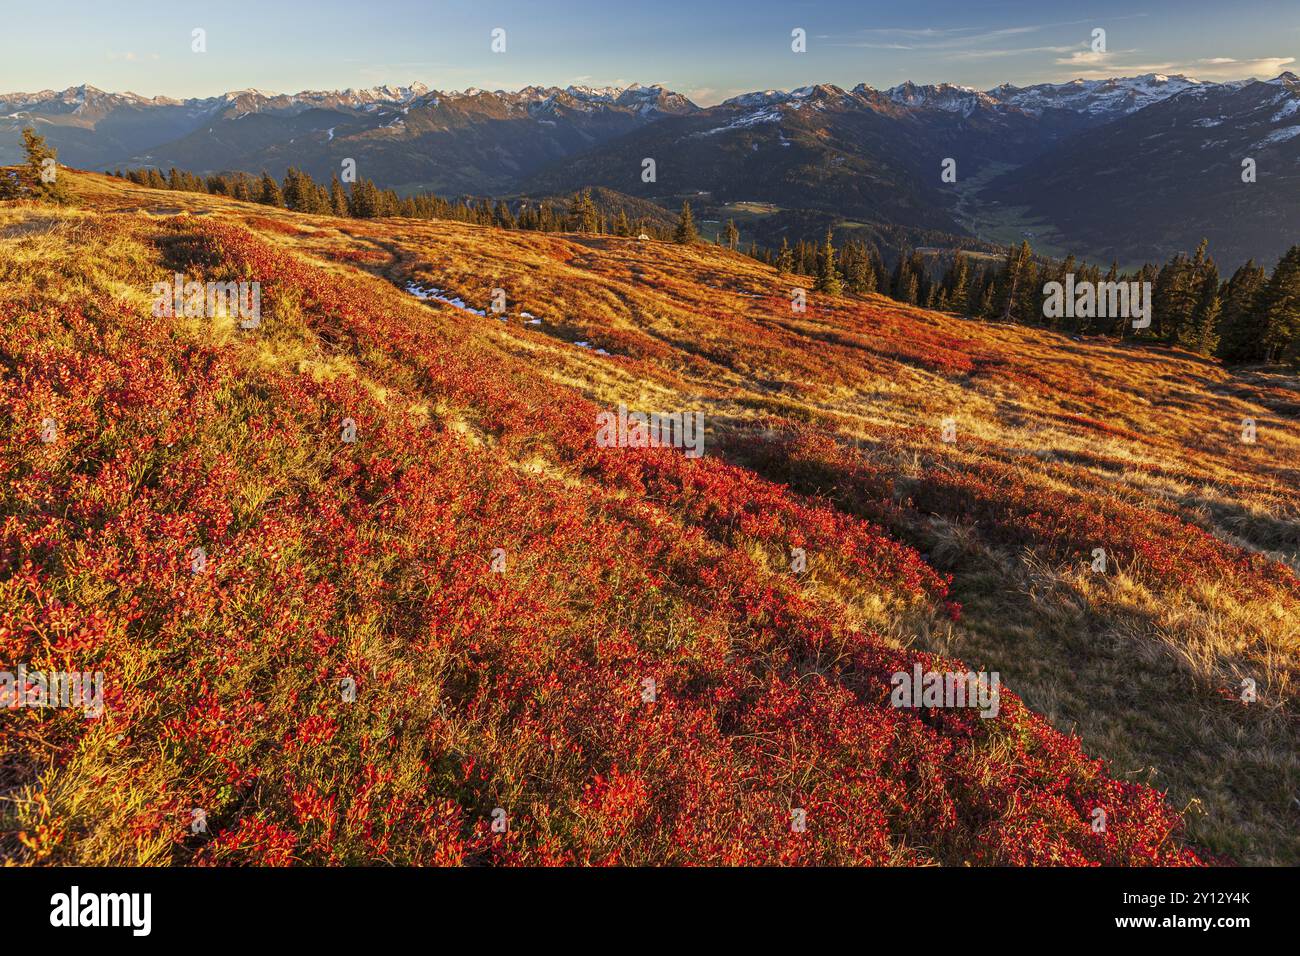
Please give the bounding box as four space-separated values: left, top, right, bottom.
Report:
844 241 876 294
997 241 1032 324
1216 260 1269 362
1155 251 1196 342
281 167 305 211
1161 239 1218 351
1087 261 1121 336
348 179 381 218
569 189 599 232
1260 245 1300 365
890 253 913 303
775 238 794 276
257 171 283 206
1017 255 1040 326
1185 259 1222 354
673 201 698 244
815 229 842 294
944 252 970 314
497 201 517 230
17 128 69 202
977 277 996 319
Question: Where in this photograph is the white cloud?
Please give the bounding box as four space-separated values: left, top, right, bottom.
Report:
1054 53 1296 81
1190 56 1296 78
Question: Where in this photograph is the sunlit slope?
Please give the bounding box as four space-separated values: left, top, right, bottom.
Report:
2 172 1296 864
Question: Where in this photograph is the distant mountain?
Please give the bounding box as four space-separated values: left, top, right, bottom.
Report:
983 73 1300 267
4 74 1297 265
988 73 1212 117
526 73 1300 267
521 80 1097 234
0 82 698 194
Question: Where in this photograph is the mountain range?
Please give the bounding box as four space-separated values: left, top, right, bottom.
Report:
4 72 1298 266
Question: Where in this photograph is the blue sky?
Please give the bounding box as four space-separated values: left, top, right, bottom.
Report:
3 0 1297 104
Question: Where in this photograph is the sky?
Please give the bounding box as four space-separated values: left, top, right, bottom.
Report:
2 0 1298 105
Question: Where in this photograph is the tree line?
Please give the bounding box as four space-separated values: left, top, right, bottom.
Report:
735 222 1299 367
11 123 1289 369
113 166 674 239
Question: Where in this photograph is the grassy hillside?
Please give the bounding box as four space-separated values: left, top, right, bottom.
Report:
2 171 1296 865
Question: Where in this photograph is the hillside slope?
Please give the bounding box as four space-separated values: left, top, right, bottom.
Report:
2 172 1297 865
984 75 1300 267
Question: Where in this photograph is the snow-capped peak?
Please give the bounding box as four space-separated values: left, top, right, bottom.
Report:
884 81 995 115
990 74 1206 116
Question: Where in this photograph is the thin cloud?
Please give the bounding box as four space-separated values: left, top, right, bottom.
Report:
818 16 1148 53
685 87 717 104
822 24 1049 51
950 44 1080 60
1054 53 1296 81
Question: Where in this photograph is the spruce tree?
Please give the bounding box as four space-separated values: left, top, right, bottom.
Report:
348 179 381 218
257 171 283 206
569 189 599 232
673 201 698 244
281 167 305 211
1018 256 1040 326
1185 260 1222 354
1091 262 1121 336
998 242 1032 324
1155 247 1202 343
19 128 70 202
328 177 349 217
1260 246 1300 365
891 253 911 303
945 252 970 314
775 238 794 276
977 278 996 319
1162 240 1218 351
844 241 876 294
815 229 842 294
1216 261 1269 362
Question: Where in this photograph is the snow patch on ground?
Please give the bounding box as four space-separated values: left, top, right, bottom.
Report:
405 282 487 316
405 286 611 354
1271 99 1300 122
699 107 782 135
1256 125 1300 147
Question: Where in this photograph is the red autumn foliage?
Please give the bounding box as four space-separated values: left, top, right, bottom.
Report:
0 216 1215 867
